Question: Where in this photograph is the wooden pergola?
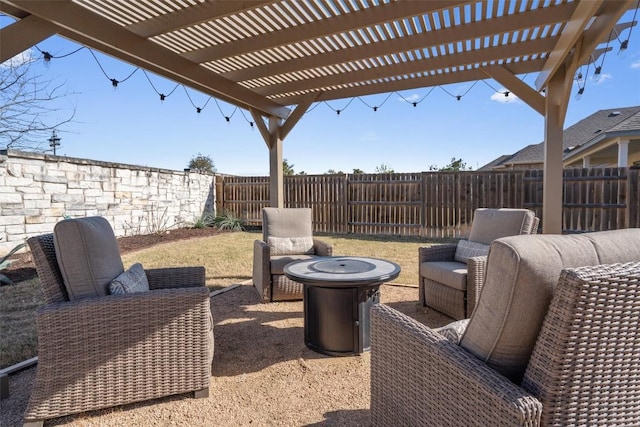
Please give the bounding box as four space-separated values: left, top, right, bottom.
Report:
1 0 635 233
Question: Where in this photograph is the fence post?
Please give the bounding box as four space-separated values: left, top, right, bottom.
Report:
215 175 224 214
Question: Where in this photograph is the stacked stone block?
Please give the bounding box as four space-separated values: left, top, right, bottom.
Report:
0 150 215 253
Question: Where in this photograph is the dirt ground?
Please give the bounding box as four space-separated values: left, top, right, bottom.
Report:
1 227 453 426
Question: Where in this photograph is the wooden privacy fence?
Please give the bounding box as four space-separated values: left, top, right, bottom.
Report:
217 168 640 238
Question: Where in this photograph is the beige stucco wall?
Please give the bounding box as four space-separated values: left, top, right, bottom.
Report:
0 149 215 253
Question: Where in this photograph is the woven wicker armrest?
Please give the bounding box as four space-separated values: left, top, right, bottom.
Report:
418 243 457 263
370 304 542 427
146 266 206 289
465 255 488 316
313 238 333 256
26 286 212 421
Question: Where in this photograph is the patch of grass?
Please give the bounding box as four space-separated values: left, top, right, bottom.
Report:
0 278 42 369
122 231 435 290
2 232 438 368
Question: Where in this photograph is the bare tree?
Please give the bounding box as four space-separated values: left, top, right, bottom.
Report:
0 50 75 151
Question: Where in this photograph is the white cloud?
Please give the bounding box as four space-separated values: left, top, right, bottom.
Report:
399 93 421 103
489 88 520 104
0 49 34 68
593 73 613 84
631 60 640 69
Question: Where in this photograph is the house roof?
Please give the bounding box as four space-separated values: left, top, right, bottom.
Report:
481 105 640 169
0 0 634 121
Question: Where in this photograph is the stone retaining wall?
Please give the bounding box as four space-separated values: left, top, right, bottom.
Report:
0 149 215 253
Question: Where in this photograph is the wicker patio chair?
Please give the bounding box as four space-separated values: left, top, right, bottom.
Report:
253 207 332 302
418 208 539 319
372 228 640 426
23 217 213 427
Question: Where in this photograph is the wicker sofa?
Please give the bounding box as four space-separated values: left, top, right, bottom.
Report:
253 208 332 302
24 217 213 427
418 208 539 319
372 228 640 426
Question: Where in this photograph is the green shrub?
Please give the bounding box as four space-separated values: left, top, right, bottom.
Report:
192 212 216 229
213 210 245 231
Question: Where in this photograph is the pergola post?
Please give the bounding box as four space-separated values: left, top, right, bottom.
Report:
618 139 629 167
542 69 568 234
268 116 284 208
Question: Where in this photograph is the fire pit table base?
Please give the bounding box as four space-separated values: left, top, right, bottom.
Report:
284 256 401 357
304 283 380 356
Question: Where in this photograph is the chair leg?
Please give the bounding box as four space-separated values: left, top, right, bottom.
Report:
23 420 44 427
0 372 8 400
194 387 209 399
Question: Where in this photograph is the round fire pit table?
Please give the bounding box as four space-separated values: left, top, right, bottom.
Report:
284 256 401 356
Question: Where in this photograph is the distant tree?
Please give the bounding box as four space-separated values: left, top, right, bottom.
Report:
326 169 344 174
352 168 364 174
374 163 395 174
283 158 295 175
297 170 307 175
429 157 472 171
1 49 76 150
188 153 216 173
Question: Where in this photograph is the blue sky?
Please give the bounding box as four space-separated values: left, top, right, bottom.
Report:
2 11 639 176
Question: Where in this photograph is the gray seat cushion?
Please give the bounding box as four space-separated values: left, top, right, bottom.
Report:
270 254 317 275
468 208 536 245
460 228 640 383
53 216 124 301
420 261 467 291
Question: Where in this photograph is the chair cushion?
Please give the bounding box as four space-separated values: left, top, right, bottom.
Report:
460 228 640 383
420 261 467 291
109 263 149 295
262 208 313 240
268 236 315 255
53 216 124 300
435 319 470 344
454 240 489 263
270 254 316 275
468 208 536 245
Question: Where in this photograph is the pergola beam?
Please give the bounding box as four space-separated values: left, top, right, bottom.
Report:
535 0 604 91
3 0 290 119
0 14 56 62
183 0 468 63
280 92 320 141
482 66 545 116
256 38 557 98
272 59 546 105
126 0 275 38
224 2 576 83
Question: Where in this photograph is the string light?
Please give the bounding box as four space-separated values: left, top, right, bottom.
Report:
111 78 118 89
575 87 585 100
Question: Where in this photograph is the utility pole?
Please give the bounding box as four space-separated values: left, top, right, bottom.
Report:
48 130 61 155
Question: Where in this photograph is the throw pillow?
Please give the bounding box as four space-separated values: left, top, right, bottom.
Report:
110 263 150 295
454 239 490 263
267 236 315 255
434 319 470 345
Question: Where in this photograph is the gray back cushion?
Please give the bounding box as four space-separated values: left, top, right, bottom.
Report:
262 208 313 240
460 228 640 383
468 208 536 245
54 216 124 300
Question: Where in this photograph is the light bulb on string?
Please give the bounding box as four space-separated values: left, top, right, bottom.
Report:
618 39 629 58
249 122 254 130
42 51 52 69
592 66 602 83
225 116 230 123
504 91 510 97
456 95 461 101
373 106 378 112
111 79 119 90
575 87 585 100
196 107 201 114
336 109 341 116
159 94 166 102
